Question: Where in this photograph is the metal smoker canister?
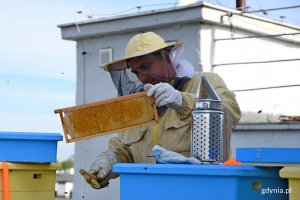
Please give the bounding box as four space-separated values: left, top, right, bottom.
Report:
191 99 224 162
190 76 227 163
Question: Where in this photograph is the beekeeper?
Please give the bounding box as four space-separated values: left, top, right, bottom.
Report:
80 31 241 189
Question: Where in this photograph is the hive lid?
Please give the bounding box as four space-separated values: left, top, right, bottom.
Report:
0 162 61 170
113 163 282 177
0 132 63 141
280 167 300 178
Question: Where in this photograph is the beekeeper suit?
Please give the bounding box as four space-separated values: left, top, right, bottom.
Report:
80 32 241 189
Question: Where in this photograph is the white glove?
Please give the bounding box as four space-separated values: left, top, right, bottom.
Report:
80 150 118 189
152 145 201 164
144 83 182 109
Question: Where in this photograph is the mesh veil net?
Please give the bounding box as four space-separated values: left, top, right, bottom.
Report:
109 68 144 96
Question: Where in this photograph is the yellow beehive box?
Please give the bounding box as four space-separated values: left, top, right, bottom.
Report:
0 162 61 200
55 91 158 143
279 167 300 200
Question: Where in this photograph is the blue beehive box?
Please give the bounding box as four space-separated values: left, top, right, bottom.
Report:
114 164 288 200
0 131 63 162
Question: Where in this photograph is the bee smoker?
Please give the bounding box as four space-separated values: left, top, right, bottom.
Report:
190 76 230 163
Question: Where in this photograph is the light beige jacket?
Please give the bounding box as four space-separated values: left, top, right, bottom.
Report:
108 72 241 164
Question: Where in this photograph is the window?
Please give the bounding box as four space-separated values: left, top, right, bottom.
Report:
99 48 112 67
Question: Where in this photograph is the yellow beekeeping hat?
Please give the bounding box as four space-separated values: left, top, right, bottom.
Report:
104 31 184 71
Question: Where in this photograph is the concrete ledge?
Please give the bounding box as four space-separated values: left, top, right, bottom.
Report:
235 123 300 131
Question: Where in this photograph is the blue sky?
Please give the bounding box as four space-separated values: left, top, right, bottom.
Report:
1 0 299 162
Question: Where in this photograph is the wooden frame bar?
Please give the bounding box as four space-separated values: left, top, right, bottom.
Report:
54 92 158 143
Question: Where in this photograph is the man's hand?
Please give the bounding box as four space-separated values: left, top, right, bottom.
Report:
80 150 117 189
144 83 182 109
79 168 109 189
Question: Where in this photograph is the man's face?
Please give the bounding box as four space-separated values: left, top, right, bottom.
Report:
128 53 175 85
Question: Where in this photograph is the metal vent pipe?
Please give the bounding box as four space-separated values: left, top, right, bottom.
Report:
236 0 246 12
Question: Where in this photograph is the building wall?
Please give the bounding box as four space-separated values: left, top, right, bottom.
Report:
210 25 300 116
55 183 65 197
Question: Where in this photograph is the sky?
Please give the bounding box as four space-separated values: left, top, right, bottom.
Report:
1 0 299 162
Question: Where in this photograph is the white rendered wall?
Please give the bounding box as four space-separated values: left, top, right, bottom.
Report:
200 24 300 116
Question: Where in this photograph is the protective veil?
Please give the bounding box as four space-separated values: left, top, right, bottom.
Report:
169 45 195 78
108 45 195 97
109 69 144 96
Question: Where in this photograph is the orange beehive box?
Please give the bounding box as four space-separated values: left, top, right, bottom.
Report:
55 92 158 143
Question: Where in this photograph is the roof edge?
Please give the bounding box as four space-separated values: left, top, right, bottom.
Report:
57 2 205 28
